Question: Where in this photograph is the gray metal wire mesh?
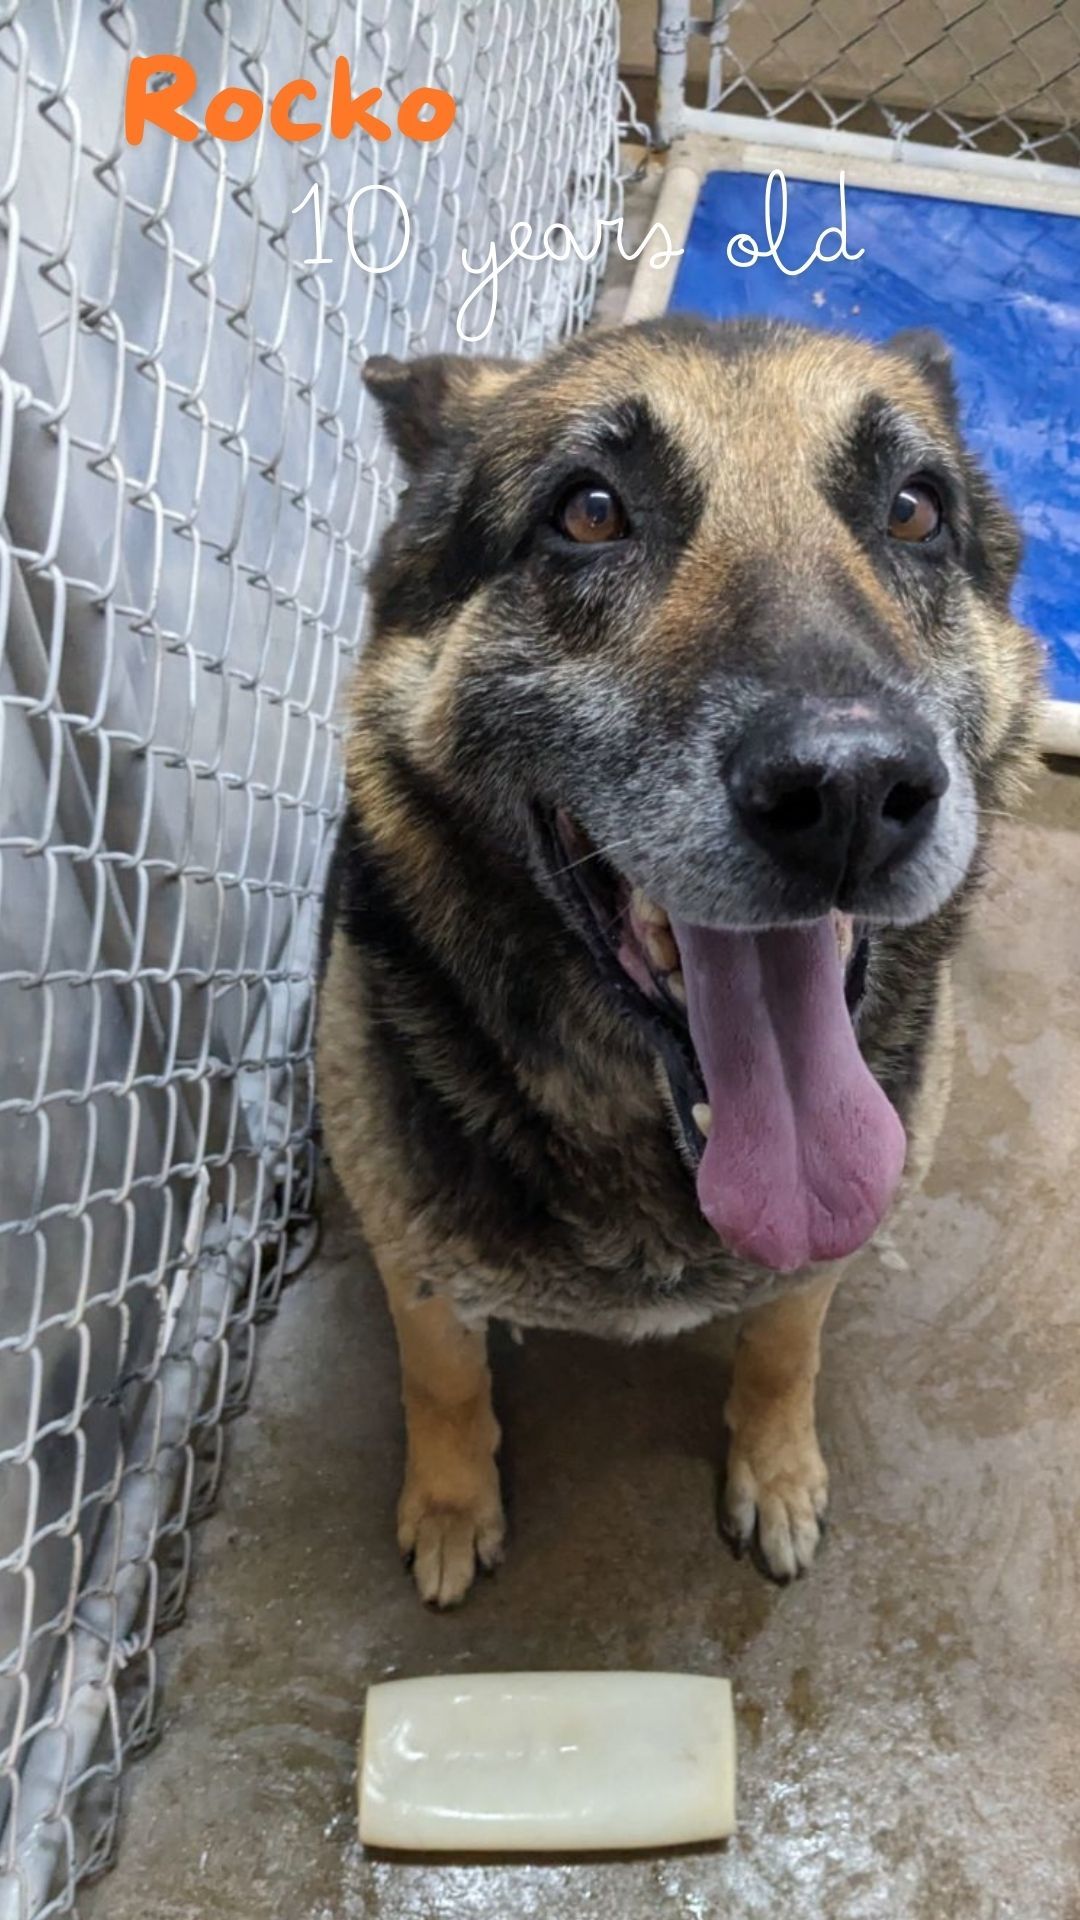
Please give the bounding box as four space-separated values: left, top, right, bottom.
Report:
660 0 1080 165
0 3 620 1913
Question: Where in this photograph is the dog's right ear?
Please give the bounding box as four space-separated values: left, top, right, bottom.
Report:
886 328 959 428
362 353 521 472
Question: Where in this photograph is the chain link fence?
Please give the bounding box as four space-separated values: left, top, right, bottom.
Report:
0 3 620 1913
657 0 1080 168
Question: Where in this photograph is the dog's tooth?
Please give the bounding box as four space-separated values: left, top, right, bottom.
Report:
631 887 670 931
668 969 687 1007
834 912 854 964
692 1102 712 1138
644 926 678 973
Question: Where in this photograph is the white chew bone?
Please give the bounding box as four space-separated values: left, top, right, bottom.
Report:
358 1671 736 1853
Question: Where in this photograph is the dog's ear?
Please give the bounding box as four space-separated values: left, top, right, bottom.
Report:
886 328 959 427
362 353 521 471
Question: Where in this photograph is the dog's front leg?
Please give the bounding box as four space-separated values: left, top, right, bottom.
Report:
379 1255 506 1608
722 1268 841 1581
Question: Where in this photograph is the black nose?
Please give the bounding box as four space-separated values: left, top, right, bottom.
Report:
726 698 949 897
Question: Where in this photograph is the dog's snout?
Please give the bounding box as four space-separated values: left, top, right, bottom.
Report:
726 699 949 897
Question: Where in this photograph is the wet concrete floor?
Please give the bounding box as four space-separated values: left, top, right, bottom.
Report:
87 762 1080 1920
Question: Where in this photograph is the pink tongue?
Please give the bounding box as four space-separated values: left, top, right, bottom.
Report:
670 918 906 1272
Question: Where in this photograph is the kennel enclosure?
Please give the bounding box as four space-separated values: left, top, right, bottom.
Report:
4 0 1079 1912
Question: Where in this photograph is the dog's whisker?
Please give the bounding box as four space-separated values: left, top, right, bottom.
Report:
548 836 637 879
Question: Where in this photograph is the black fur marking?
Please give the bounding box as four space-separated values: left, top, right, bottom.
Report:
326 802 574 1258
366 457 500 636
845 932 871 1017
376 747 581 1067
368 395 706 641
317 812 350 981
825 393 956 558
527 397 706 575
959 453 1024 609
826 393 1022 620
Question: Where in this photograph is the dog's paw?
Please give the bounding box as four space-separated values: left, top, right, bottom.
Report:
722 1399 829 1582
398 1469 506 1609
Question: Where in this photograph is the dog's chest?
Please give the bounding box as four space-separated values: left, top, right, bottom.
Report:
444 1098 779 1340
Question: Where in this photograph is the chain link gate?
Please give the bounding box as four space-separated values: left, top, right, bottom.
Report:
656 0 1080 174
0 3 621 1913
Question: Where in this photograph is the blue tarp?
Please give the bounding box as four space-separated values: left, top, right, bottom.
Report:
669 170 1080 704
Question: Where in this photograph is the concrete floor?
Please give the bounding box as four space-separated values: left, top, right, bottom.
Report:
85 760 1080 1920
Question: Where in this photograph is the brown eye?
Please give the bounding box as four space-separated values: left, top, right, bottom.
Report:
888 480 943 543
555 483 627 544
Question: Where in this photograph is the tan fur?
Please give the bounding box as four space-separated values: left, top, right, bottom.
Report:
724 1268 840 1579
386 1255 504 1609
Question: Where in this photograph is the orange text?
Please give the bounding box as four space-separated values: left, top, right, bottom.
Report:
125 55 456 146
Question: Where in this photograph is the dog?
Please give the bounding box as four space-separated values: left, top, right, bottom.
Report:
317 316 1041 1607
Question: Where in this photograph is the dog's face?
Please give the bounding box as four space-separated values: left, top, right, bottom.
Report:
362 318 1040 1272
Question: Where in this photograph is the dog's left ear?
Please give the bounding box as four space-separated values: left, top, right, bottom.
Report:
886 327 959 427
363 352 521 471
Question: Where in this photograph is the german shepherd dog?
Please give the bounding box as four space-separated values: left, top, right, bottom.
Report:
317 317 1040 1607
